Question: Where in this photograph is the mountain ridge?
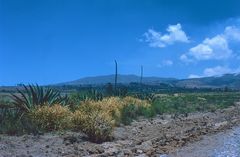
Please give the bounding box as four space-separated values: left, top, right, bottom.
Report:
57 74 177 86
57 73 240 89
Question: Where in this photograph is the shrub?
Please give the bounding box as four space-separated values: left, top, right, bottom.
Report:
72 109 114 143
120 104 138 125
71 110 87 130
96 97 123 124
78 96 152 126
0 120 24 135
68 90 103 110
28 104 72 131
78 97 123 125
138 105 156 118
71 97 143 142
120 103 155 125
120 96 153 124
123 96 151 108
0 109 24 135
11 84 68 113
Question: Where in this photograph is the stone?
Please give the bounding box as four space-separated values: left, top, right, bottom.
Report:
136 149 143 154
135 154 148 157
214 121 228 130
113 127 128 140
123 149 132 155
136 140 153 153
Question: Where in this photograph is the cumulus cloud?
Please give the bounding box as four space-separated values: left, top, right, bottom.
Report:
181 25 240 62
143 23 189 48
157 60 173 68
188 66 240 78
180 54 193 63
224 26 240 41
203 66 233 77
189 35 232 60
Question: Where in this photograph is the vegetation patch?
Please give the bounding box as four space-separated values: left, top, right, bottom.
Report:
28 104 72 131
151 92 240 114
72 109 114 143
1 84 240 143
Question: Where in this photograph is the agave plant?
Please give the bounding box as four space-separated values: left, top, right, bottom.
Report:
11 84 68 112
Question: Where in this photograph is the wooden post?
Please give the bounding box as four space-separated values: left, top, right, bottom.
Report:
114 60 118 92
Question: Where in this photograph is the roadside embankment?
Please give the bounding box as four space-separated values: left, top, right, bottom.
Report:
1 105 240 157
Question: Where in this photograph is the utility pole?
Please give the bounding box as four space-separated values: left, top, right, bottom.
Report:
140 65 143 92
114 60 118 92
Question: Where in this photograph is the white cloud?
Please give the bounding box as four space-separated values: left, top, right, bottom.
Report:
143 23 189 48
189 35 232 60
162 60 173 66
224 26 240 41
188 66 240 78
157 60 173 68
188 74 201 79
181 25 240 62
203 66 233 77
180 54 193 63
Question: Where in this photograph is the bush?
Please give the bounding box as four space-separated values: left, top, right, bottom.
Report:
0 112 24 135
120 104 138 125
77 97 152 126
11 84 68 113
28 104 72 131
151 93 240 115
120 103 155 125
123 96 151 108
138 105 156 118
120 96 153 124
72 109 114 143
77 97 123 125
68 90 103 110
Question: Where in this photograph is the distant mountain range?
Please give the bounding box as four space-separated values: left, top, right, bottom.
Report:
176 73 240 89
58 74 177 86
58 73 240 89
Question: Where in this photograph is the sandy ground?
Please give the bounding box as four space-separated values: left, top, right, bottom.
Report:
1 105 240 157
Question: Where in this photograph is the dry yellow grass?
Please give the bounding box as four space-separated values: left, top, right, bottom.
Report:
75 96 151 125
29 104 72 131
28 97 151 142
72 108 114 143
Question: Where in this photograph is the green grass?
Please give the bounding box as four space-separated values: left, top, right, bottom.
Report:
151 92 240 114
120 104 156 125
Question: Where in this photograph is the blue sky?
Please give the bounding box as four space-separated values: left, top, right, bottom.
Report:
1 0 240 85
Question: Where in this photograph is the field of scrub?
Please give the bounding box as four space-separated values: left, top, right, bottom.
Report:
1 85 240 144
